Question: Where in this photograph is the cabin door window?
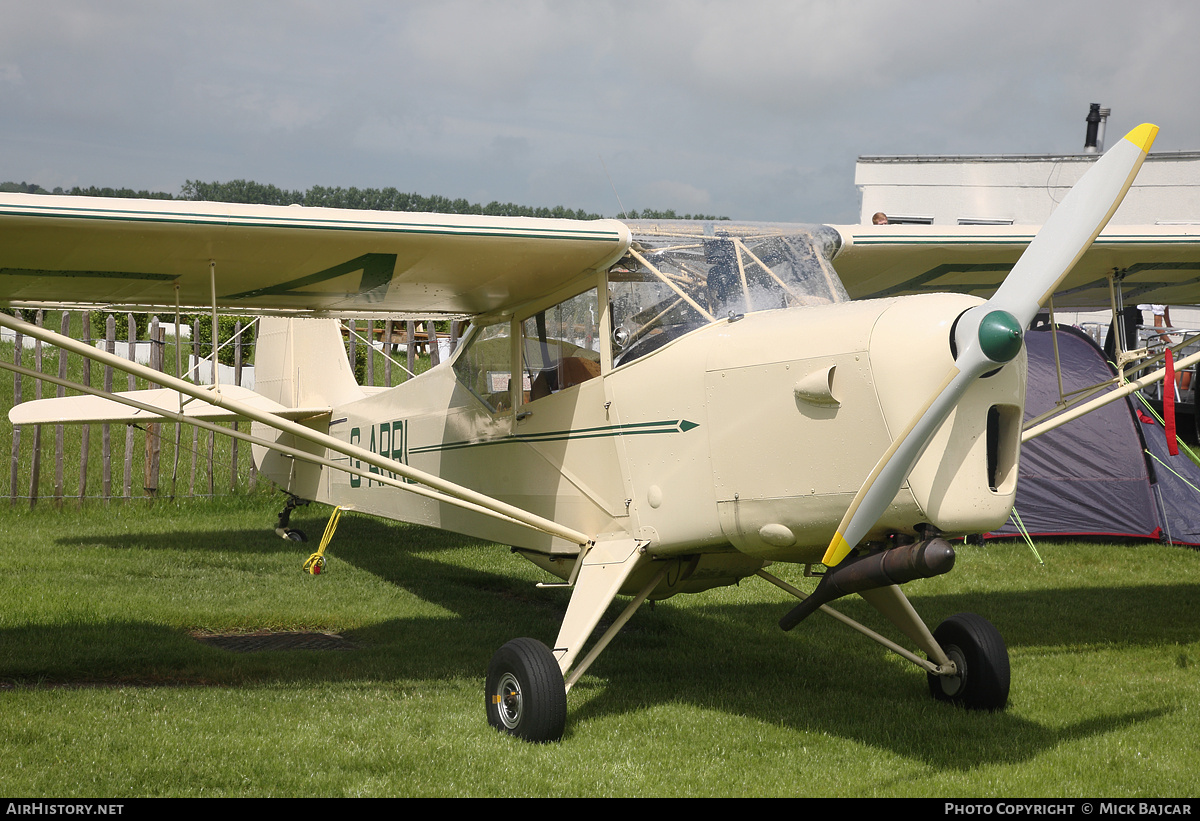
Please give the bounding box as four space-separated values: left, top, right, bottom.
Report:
520 288 602 403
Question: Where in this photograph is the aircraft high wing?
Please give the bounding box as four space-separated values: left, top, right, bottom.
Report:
0 124 1176 742
827 190 1200 446
830 223 1200 308
0 194 630 317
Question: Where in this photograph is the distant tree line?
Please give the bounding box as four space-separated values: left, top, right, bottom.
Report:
2 179 726 221
619 208 728 221
1 180 175 199
180 179 610 219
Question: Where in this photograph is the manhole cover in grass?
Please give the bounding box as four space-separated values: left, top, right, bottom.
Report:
192 631 355 653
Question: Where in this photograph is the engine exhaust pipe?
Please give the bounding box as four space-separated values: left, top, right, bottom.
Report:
779 538 956 631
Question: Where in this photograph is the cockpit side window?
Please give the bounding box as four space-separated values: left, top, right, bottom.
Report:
452 321 514 413
521 288 602 403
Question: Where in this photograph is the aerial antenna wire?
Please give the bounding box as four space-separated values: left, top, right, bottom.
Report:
599 155 628 219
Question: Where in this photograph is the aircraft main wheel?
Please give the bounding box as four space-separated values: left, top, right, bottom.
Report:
927 612 1009 711
486 638 566 742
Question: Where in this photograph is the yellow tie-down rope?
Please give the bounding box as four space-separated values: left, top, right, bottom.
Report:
303 506 343 575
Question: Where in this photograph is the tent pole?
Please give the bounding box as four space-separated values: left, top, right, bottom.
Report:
1049 295 1065 404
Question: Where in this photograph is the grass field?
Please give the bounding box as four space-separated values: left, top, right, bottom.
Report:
0 494 1197 797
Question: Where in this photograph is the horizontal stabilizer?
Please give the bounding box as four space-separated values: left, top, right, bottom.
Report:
8 385 330 426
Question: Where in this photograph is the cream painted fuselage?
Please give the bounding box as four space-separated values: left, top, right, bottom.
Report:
259 291 1024 593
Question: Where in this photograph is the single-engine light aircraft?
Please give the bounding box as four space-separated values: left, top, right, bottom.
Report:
0 124 1181 742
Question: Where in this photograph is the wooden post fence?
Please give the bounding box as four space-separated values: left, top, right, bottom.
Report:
5 310 460 506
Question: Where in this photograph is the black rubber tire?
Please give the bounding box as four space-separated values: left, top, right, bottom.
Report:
927 612 1010 711
485 638 567 742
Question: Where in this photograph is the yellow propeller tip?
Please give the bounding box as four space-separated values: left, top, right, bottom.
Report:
1124 123 1159 153
821 533 852 567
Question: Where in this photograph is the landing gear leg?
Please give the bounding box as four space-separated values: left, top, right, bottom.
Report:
275 494 309 542
485 538 659 742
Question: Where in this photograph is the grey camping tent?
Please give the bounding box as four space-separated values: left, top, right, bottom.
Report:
987 324 1200 544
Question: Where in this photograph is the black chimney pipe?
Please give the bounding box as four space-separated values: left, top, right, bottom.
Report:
1085 103 1102 153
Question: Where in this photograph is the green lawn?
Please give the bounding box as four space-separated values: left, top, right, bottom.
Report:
1 496 1197 797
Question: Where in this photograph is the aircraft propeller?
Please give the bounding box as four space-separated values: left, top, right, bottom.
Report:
821 123 1159 568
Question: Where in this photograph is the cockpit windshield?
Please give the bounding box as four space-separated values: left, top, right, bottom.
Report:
610 221 847 365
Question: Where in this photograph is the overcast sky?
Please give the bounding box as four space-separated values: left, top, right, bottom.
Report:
3 0 1198 224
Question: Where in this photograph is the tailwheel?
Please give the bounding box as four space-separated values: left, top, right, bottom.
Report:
927 612 1010 711
275 495 309 542
486 638 567 742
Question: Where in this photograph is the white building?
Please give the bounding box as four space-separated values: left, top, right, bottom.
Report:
855 150 1200 227
850 108 1200 331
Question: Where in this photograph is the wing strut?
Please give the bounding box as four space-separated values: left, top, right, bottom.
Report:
0 311 590 547
1022 346 1200 440
0 356 556 533
209 260 221 392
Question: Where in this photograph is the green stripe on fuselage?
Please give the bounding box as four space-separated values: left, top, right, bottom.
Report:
410 419 699 455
